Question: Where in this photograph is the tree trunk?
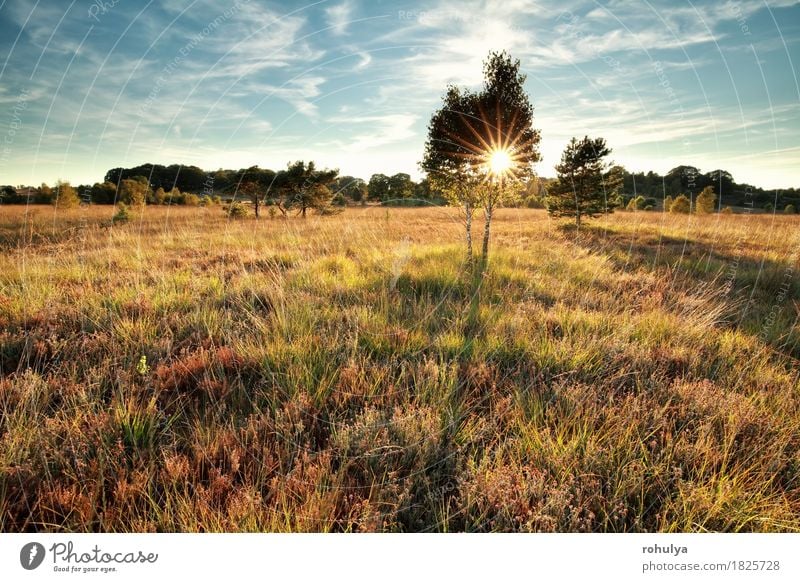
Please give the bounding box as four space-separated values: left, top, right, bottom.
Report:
465 202 473 263
481 204 492 259
301 205 307 218
576 209 581 229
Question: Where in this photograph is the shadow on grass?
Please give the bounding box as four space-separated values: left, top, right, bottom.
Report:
562 222 800 358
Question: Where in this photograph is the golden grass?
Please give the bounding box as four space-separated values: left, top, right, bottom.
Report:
0 204 798 531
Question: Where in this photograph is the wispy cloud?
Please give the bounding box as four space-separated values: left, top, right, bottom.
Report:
325 1 353 35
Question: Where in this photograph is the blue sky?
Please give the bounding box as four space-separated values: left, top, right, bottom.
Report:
1 0 799 188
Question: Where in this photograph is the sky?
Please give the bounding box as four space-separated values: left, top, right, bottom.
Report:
0 0 799 189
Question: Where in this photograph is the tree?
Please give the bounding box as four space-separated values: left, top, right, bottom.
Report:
52 180 80 209
547 136 614 227
474 51 541 257
235 166 274 218
421 86 482 262
666 166 701 195
696 185 716 214
704 170 733 200
274 161 338 217
605 165 625 209
664 195 674 212
422 51 541 261
367 174 390 202
119 177 149 206
388 173 415 200
152 187 167 205
626 195 646 211
670 194 691 214
335 176 368 202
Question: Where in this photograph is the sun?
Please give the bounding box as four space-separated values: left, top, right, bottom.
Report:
488 148 512 175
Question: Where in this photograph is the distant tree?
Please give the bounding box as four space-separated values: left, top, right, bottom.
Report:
367 173 391 202
52 180 80 209
605 165 625 208
85 182 116 204
388 173 415 199
670 194 691 214
664 195 674 212
547 136 614 227
721 206 733 214
414 178 433 201
666 166 701 195
704 169 733 200
235 166 274 218
0 185 16 203
335 176 368 202
36 183 54 204
695 185 716 214
275 161 338 217
152 187 167 205
785 204 797 214
626 195 646 211
120 177 149 206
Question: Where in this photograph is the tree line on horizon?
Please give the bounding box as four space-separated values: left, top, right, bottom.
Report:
2 164 796 212
2 53 798 222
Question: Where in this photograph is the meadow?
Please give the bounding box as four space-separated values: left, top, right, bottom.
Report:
1 204 799 532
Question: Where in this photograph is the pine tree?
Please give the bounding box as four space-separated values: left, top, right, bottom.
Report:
547 136 614 227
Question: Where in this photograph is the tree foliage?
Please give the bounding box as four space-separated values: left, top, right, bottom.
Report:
670 194 691 214
695 185 716 214
547 136 615 227
274 161 338 217
422 51 541 259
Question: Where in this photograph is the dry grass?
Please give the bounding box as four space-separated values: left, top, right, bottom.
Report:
1 204 799 531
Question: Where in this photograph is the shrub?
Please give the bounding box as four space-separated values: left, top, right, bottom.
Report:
52 181 80 209
112 203 131 224
764 202 774 212
626 196 646 212
182 193 200 206
152 187 167 205
664 195 674 212
696 186 716 214
784 204 796 214
225 201 250 218
670 194 691 214
721 206 733 214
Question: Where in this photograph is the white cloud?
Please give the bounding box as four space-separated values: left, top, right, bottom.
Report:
325 2 353 35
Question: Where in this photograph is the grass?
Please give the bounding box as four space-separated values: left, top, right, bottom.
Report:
0 204 799 532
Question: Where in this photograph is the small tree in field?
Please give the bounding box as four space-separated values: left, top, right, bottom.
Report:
237 166 265 218
422 86 483 262
696 186 716 214
547 136 614 227
670 194 691 214
275 161 338 217
422 51 541 261
664 195 674 212
52 181 80 208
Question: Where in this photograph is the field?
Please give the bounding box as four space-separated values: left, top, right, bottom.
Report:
1 204 799 532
